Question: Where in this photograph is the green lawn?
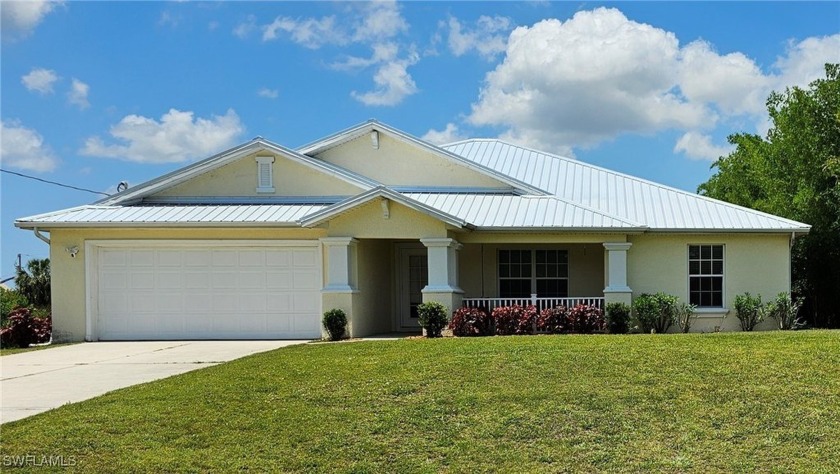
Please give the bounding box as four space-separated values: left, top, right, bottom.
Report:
1 332 838 472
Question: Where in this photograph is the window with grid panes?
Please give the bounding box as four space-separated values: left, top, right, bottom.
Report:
688 245 723 307
498 250 568 298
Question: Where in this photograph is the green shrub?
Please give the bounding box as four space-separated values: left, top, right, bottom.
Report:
733 293 765 331
322 309 348 341
632 293 678 333
767 292 804 330
605 302 631 334
417 301 449 338
674 302 698 333
1 288 30 327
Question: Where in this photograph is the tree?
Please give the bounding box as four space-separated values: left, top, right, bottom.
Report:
699 64 840 328
14 258 51 309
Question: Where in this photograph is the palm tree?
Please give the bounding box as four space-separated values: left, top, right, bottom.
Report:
15 258 50 308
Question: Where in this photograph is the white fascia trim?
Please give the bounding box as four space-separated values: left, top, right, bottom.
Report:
473 226 647 233
298 187 469 229
16 221 303 229
646 228 811 234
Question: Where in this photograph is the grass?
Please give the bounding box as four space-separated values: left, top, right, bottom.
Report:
1 331 838 472
0 342 76 356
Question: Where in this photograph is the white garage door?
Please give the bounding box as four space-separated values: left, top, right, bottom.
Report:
95 243 321 340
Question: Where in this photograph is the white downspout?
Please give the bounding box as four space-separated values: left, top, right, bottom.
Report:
33 227 51 244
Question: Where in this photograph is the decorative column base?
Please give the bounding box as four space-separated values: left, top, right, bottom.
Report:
603 288 632 307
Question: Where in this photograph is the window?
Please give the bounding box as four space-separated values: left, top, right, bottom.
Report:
255 156 275 193
689 245 723 307
499 249 568 298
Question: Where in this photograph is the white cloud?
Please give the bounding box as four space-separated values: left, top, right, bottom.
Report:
469 8 714 153
80 108 245 164
331 42 399 71
351 0 408 43
422 123 466 145
1 0 62 40
67 78 90 109
233 14 257 39
257 0 414 106
158 10 180 28
678 40 770 116
0 120 59 172
773 34 840 91
21 68 59 94
446 15 512 60
466 7 840 157
262 15 346 47
257 87 278 99
674 132 734 161
351 47 419 106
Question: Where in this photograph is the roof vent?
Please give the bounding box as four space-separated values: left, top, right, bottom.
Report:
370 130 379 149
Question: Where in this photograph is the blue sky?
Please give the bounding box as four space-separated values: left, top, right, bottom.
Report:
1 1 838 280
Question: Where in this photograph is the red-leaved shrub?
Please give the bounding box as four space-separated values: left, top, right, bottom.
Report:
492 305 538 335
450 307 493 337
567 304 605 334
537 306 568 334
0 307 51 348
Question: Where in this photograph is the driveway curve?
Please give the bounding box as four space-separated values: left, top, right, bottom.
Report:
1 341 304 424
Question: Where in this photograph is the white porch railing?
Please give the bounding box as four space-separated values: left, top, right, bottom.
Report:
462 295 605 312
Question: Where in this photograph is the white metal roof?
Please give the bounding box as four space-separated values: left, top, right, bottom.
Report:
15 122 810 233
406 193 645 230
443 139 810 232
16 204 327 228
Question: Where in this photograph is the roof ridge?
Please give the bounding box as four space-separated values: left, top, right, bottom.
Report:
446 139 809 228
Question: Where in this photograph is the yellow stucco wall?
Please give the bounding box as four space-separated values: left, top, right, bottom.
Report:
326 199 449 239
350 239 394 336
49 227 326 342
627 233 791 332
459 243 604 298
155 152 363 197
314 134 511 189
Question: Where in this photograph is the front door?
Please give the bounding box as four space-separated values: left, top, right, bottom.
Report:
397 246 428 330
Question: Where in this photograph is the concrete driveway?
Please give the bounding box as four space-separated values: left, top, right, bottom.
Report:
1 340 304 424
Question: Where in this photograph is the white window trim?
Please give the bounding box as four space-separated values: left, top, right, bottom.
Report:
255 156 275 193
687 244 725 309
498 249 569 298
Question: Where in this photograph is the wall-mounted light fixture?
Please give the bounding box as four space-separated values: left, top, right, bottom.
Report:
66 246 80 258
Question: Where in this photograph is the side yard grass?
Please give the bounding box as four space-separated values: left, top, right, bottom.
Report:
0 342 75 357
1 331 838 472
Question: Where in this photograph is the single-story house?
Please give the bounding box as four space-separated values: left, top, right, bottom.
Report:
16 120 810 341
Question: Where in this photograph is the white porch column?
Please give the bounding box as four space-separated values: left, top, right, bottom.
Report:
321 237 358 292
420 238 463 311
603 242 632 305
320 237 358 338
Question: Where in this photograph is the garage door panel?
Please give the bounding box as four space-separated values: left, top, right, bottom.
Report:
130 250 155 266
97 244 321 340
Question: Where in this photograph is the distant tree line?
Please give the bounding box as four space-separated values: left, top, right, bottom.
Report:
699 64 840 328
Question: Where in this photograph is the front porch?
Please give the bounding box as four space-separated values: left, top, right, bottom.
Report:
321 237 633 337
